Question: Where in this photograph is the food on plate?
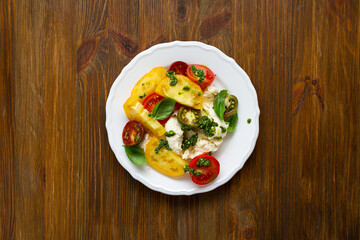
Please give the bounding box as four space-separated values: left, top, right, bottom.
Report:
166 85 230 160
139 133 151 150
214 90 228 121
142 93 172 124
155 74 203 109
169 61 188 75
130 67 167 102
177 106 201 128
184 154 220 185
214 89 238 132
123 145 147 165
226 110 238 133
186 64 215 89
224 94 238 118
122 120 145 146
123 96 166 136
122 61 239 185
142 93 180 125
146 97 176 121
145 136 187 177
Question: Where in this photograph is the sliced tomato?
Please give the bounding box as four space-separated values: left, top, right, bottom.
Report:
186 64 215 89
224 94 238 118
122 121 145 146
177 106 201 127
142 93 163 112
174 102 182 111
142 93 180 124
188 154 220 185
169 61 188 75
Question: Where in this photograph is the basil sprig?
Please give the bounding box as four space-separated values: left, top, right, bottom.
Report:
214 90 227 120
226 111 238 133
150 98 176 120
123 145 146 165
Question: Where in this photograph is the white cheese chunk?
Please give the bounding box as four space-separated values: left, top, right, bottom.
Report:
139 133 151 151
164 115 184 156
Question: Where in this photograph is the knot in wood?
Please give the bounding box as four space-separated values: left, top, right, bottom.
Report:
242 227 254 239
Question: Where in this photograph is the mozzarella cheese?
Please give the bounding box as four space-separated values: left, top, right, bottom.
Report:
164 85 229 160
139 133 151 151
164 114 184 155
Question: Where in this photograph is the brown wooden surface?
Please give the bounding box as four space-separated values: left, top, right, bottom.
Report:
1 0 359 239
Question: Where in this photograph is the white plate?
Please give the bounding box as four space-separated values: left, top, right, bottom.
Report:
106 41 260 195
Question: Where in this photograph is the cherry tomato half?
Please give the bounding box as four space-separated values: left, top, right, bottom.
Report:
142 93 181 124
186 64 215 89
169 61 188 75
188 154 220 185
122 121 145 146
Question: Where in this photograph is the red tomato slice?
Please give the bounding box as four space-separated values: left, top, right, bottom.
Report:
174 102 182 111
169 61 188 75
142 93 180 124
122 121 145 146
186 64 215 89
142 93 164 112
188 154 220 185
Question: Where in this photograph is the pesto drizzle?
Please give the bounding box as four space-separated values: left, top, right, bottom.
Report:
199 116 218 137
181 133 198 150
197 158 210 167
184 165 201 176
166 71 178 86
191 65 205 83
165 130 176 137
155 139 172 154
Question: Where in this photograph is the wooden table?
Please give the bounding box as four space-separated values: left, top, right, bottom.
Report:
1 0 359 239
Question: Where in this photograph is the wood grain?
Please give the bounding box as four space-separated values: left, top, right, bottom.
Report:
1 0 359 239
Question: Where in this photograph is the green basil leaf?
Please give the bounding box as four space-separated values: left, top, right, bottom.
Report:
226 111 238 133
151 98 176 120
214 90 227 120
123 145 146 165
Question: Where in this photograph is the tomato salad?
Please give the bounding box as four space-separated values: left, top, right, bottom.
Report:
122 62 239 185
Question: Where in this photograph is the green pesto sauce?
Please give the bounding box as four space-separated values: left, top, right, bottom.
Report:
165 130 176 137
196 158 210 167
166 71 178 86
191 65 205 83
155 139 171 154
184 165 201 176
220 126 227 133
199 116 218 137
181 133 198 150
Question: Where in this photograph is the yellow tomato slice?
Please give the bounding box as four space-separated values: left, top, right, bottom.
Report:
145 137 187 177
131 67 167 103
155 74 203 109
